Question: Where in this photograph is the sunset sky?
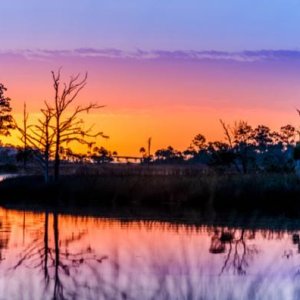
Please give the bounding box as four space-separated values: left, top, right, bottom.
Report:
1 1 300 155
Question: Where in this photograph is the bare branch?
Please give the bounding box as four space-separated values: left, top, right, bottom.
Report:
220 119 233 149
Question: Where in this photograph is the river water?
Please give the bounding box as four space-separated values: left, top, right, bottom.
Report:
0 208 299 299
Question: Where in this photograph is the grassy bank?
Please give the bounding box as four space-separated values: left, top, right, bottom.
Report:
0 173 299 216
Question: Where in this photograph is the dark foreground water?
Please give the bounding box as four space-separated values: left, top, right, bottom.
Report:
0 208 300 299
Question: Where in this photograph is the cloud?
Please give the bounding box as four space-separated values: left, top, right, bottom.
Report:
1 48 300 62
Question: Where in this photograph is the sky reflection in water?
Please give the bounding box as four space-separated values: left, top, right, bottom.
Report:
0 208 298 299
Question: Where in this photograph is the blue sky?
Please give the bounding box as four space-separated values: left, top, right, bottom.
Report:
1 0 300 51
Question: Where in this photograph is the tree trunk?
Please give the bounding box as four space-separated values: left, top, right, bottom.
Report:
54 131 60 182
53 212 62 298
43 212 49 283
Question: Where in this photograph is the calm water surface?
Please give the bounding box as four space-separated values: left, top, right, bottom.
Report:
0 208 299 299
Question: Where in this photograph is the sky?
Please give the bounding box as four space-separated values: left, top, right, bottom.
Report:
1 1 300 155
2 0 300 51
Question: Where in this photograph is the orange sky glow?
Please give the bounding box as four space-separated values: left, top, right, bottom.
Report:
1 50 300 156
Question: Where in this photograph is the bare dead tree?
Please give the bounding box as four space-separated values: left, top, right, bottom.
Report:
36 103 56 183
220 119 240 173
16 70 106 182
16 102 55 183
51 70 107 181
219 119 233 149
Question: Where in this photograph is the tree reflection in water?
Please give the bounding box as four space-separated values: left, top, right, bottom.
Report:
209 228 259 275
10 212 111 300
3 209 300 299
0 213 10 262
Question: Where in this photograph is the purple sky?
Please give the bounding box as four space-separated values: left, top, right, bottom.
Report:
1 0 300 51
2 1 300 154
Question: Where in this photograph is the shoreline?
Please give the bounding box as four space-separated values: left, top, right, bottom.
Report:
0 173 299 217
2 202 300 231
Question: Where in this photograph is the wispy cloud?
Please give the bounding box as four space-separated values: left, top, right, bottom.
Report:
1 48 300 62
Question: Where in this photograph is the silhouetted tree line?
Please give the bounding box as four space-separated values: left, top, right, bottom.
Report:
1 72 300 180
144 121 298 173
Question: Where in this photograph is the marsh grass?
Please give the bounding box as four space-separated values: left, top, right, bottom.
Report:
0 172 300 216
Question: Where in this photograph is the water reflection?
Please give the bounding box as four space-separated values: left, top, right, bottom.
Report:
209 229 259 275
0 208 300 299
10 212 109 299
